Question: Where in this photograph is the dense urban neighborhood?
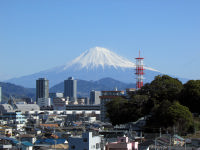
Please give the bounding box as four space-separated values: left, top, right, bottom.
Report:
1 0 200 149
0 74 200 150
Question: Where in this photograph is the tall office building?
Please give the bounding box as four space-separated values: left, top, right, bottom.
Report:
64 77 77 101
0 86 2 104
36 78 49 102
90 90 101 105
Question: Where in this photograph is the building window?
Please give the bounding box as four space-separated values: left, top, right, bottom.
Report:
83 138 88 142
96 143 100 149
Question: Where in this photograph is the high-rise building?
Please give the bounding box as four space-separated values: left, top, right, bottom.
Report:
90 90 101 105
0 87 2 104
64 77 77 101
36 78 49 102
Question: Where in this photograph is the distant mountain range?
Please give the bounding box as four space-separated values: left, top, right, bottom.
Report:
7 47 160 88
50 77 136 97
0 82 35 103
1 77 136 102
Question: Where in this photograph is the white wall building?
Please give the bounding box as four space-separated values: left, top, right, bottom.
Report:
68 132 102 150
90 90 101 105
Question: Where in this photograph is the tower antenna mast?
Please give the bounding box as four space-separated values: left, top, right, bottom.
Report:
135 50 144 89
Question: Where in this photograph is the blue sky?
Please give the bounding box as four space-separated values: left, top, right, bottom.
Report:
0 0 199 81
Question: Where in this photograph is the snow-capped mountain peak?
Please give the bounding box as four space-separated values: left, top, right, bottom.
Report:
63 47 158 72
64 47 136 70
7 46 160 87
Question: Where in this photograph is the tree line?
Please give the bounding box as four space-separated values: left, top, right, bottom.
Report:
106 75 200 135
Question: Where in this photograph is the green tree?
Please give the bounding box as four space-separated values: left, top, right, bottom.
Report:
180 80 200 113
137 75 184 120
150 75 183 102
106 95 148 125
106 97 129 125
106 75 186 129
145 100 172 131
167 102 193 134
128 94 149 122
139 75 183 103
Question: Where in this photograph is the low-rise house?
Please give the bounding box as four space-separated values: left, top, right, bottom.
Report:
173 135 185 146
0 125 13 137
34 138 66 148
39 123 59 128
21 141 33 150
191 138 200 147
68 132 102 150
106 136 138 150
20 134 37 144
138 140 155 150
0 136 19 150
0 137 13 149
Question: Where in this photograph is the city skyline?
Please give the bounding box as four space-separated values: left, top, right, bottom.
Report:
0 0 200 81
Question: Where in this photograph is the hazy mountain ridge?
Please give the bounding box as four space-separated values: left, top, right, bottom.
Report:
0 82 35 102
1 76 188 102
1 78 136 101
50 77 136 97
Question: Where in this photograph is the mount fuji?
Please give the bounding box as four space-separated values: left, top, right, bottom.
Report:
7 47 161 88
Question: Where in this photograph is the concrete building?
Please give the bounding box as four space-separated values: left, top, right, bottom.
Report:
106 136 138 150
90 90 101 105
0 104 40 114
49 92 64 99
53 97 68 110
84 97 90 105
100 90 124 122
36 78 49 103
66 104 100 112
77 98 85 105
0 110 27 130
37 98 51 107
68 132 102 150
64 77 77 101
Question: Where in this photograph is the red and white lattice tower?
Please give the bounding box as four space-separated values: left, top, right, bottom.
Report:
135 50 144 89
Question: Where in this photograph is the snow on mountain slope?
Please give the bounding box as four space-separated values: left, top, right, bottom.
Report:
7 47 160 87
62 47 158 71
64 47 135 70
